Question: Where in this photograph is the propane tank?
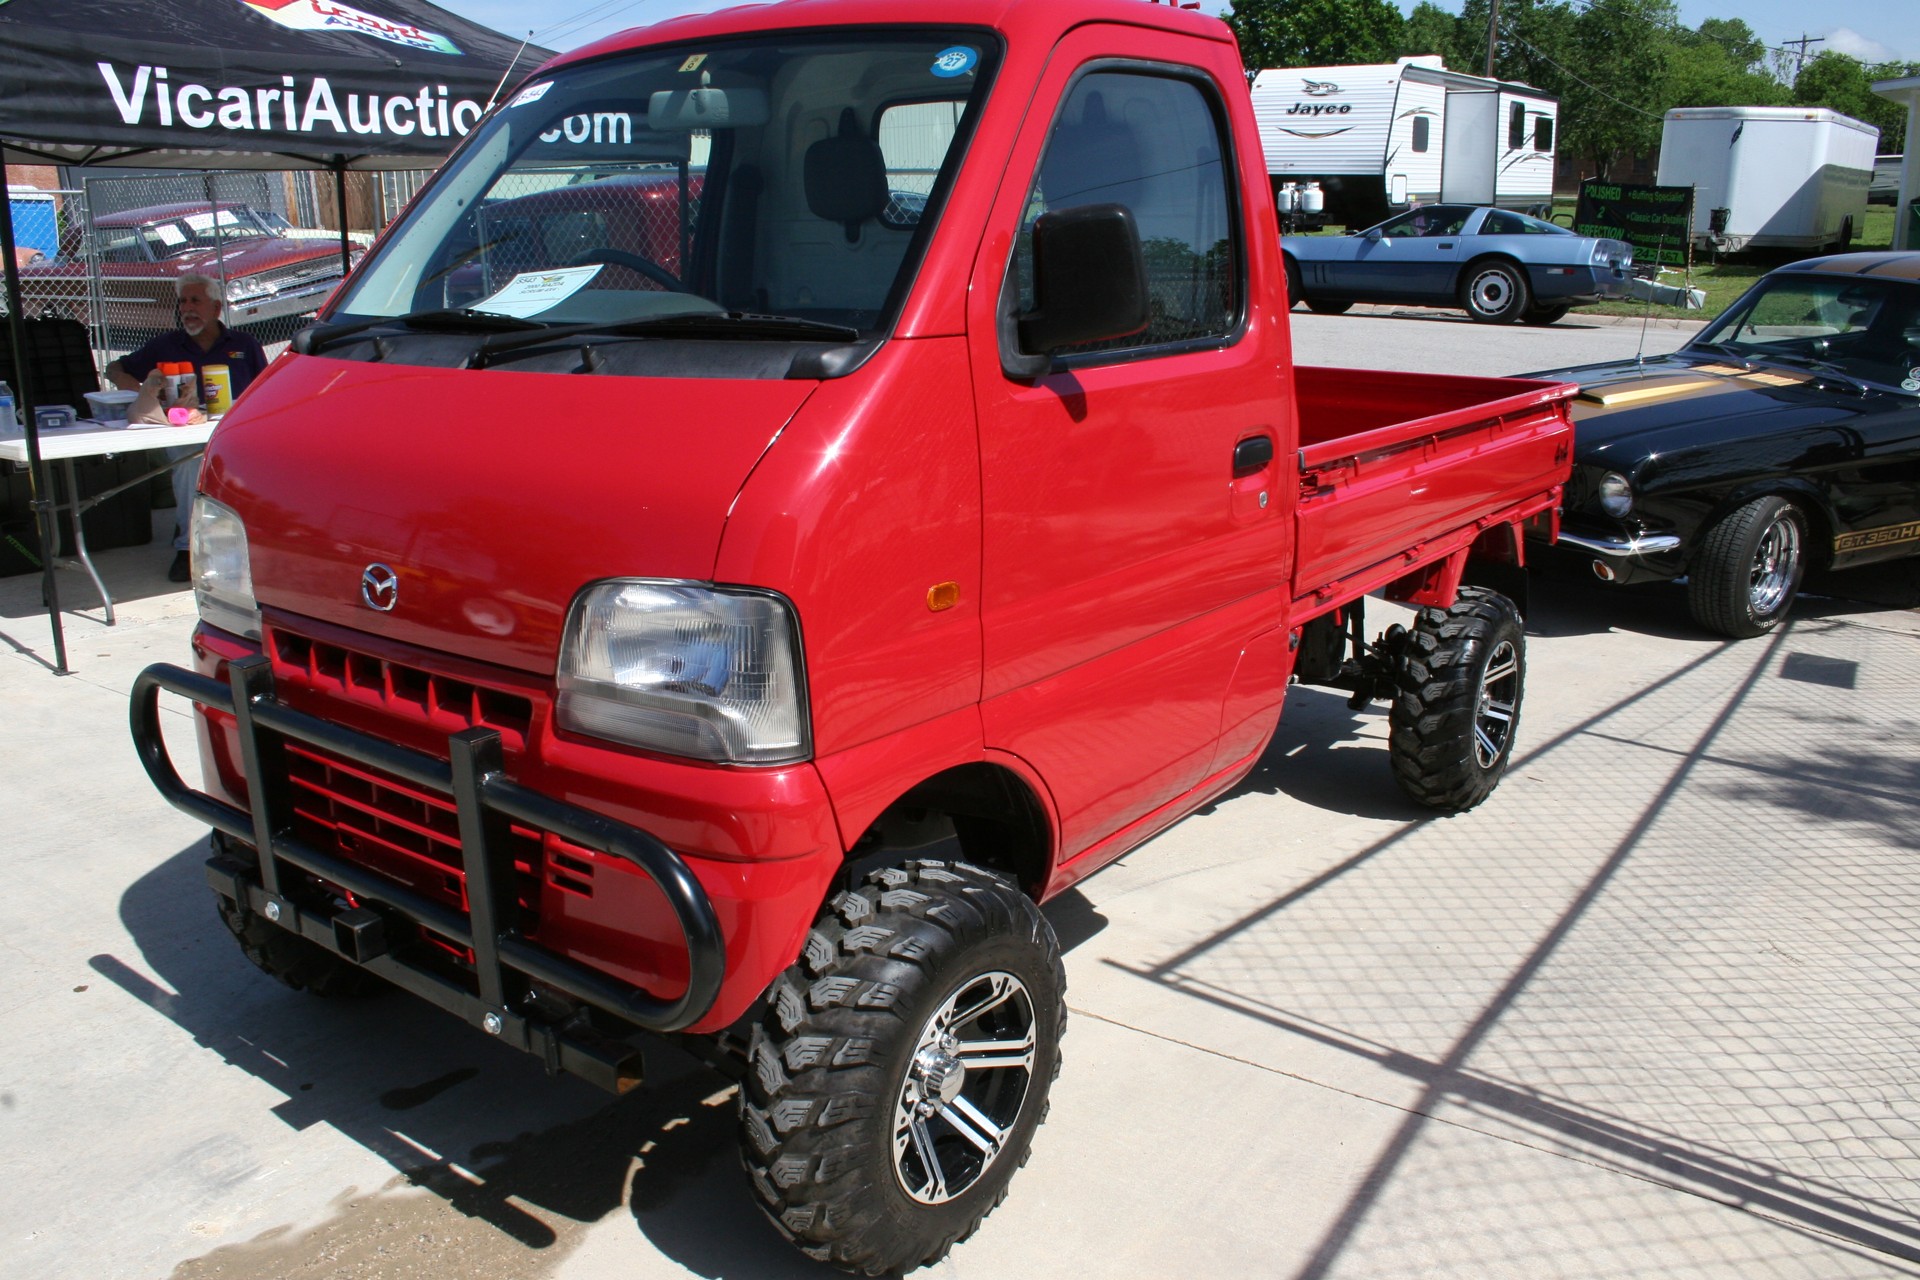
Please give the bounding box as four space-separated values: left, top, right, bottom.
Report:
1300 181 1325 217
1274 182 1298 215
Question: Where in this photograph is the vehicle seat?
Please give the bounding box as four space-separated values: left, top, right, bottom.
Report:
804 110 888 243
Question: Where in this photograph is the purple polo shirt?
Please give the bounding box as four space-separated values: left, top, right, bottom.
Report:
119 324 270 402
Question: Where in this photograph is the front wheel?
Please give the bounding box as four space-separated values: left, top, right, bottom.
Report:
740 861 1066 1275
1389 587 1526 812
1306 299 1353 316
1460 260 1530 323
1687 495 1807 638
1284 256 1305 311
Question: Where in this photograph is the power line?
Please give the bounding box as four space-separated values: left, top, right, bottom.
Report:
533 0 649 48
1503 30 1665 120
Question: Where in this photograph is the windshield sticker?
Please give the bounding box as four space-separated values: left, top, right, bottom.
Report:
679 54 708 73
472 265 603 318
152 224 187 245
931 46 979 78
508 81 554 109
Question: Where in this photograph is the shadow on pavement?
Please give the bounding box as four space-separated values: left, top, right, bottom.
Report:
1112 618 1920 1275
93 837 835 1280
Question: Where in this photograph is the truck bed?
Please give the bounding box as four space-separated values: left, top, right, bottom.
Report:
1292 365 1576 611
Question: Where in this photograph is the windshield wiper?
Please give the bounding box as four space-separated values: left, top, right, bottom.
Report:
1686 341 1753 366
1757 351 1873 396
298 307 548 356
468 311 862 368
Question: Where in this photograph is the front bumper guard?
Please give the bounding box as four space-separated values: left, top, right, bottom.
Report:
130 654 726 1091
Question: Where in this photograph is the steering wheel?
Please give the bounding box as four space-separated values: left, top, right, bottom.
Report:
565 246 686 293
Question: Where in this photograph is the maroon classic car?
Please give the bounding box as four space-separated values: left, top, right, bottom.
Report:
17 202 362 337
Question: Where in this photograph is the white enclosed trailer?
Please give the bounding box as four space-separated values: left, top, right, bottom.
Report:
1249 57 1557 228
1656 106 1879 253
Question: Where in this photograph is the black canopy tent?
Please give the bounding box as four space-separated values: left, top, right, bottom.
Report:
0 0 551 671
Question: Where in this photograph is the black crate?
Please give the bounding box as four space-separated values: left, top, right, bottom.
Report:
0 451 159 577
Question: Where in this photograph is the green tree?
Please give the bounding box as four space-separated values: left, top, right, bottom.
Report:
1694 17 1765 70
1663 20 1789 111
1225 0 1405 71
1397 1 1464 64
1557 0 1676 177
1794 51 1920 151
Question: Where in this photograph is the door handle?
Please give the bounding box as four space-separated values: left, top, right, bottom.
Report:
1437 240 1455 248
1233 435 1275 478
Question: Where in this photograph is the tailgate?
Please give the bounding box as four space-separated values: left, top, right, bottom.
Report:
1292 365 1575 603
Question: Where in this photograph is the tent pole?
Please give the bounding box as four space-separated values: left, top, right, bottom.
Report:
335 162 351 273
0 181 70 674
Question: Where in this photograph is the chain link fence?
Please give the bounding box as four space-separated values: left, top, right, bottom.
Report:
8 168 431 371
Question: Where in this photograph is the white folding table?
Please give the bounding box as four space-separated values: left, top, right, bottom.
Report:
0 419 218 624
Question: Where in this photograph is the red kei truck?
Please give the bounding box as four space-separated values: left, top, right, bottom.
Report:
130 0 1575 1272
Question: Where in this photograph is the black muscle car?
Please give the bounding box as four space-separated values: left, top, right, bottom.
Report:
1527 251 1920 637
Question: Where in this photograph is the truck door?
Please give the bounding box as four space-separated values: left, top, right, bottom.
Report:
966 32 1291 861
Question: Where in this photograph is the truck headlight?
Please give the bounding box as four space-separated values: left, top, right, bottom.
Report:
556 580 809 764
1596 471 1634 518
189 496 260 639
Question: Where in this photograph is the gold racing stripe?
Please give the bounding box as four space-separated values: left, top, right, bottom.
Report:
1835 520 1920 555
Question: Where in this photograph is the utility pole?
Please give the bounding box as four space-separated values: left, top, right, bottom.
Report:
1782 34 1824 80
1485 0 1499 78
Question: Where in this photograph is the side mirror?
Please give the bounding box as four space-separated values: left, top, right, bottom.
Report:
1002 203 1150 380
1365 228 1384 241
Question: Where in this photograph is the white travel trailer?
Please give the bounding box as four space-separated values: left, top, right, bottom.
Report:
1657 107 1879 254
1249 57 1558 229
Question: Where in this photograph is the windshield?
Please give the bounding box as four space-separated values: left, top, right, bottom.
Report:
335 30 998 342
1694 274 1920 392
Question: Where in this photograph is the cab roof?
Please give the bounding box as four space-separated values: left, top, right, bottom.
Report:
546 0 1231 70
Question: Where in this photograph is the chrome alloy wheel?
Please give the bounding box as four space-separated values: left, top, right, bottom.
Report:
893 971 1037 1205
1748 511 1801 616
1473 639 1521 768
1470 268 1514 313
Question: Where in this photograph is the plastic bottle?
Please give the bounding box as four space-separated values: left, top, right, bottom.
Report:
0 380 14 431
202 365 233 415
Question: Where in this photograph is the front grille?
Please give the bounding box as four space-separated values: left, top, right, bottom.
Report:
243 258 341 292
271 628 533 751
266 623 603 963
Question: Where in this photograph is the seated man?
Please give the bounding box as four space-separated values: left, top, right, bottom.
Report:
105 272 268 581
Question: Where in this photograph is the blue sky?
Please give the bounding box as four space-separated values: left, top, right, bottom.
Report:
436 0 1917 65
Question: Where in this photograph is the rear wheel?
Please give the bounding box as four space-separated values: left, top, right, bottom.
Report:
1460 259 1530 323
1687 495 1806 638
1389 587 1526 812
1521 304 1570 326
740 861 1065 1276
1306 299 1353 316
1284 256 1304 311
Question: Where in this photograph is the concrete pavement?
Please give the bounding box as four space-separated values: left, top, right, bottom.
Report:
4 313 1919 1280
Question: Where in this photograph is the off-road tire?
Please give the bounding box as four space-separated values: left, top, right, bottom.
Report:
1687 495 1806 638
740 860 1066 1276
1460 259 1530 323
1521 304 1570 326
216 896 388 998
1389 586 1526 812
1306 299 1353 315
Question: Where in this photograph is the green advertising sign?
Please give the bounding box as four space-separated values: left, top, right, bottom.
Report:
1574 181 1694 268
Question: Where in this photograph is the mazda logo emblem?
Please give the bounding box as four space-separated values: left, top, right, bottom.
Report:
361 563 399 612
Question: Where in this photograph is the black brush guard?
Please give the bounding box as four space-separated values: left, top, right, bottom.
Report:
130 654 726 1093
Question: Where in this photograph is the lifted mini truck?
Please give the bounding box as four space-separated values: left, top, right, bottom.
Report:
130 0 1575 1271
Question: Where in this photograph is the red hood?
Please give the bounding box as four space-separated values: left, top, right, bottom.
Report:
202 356 817 673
